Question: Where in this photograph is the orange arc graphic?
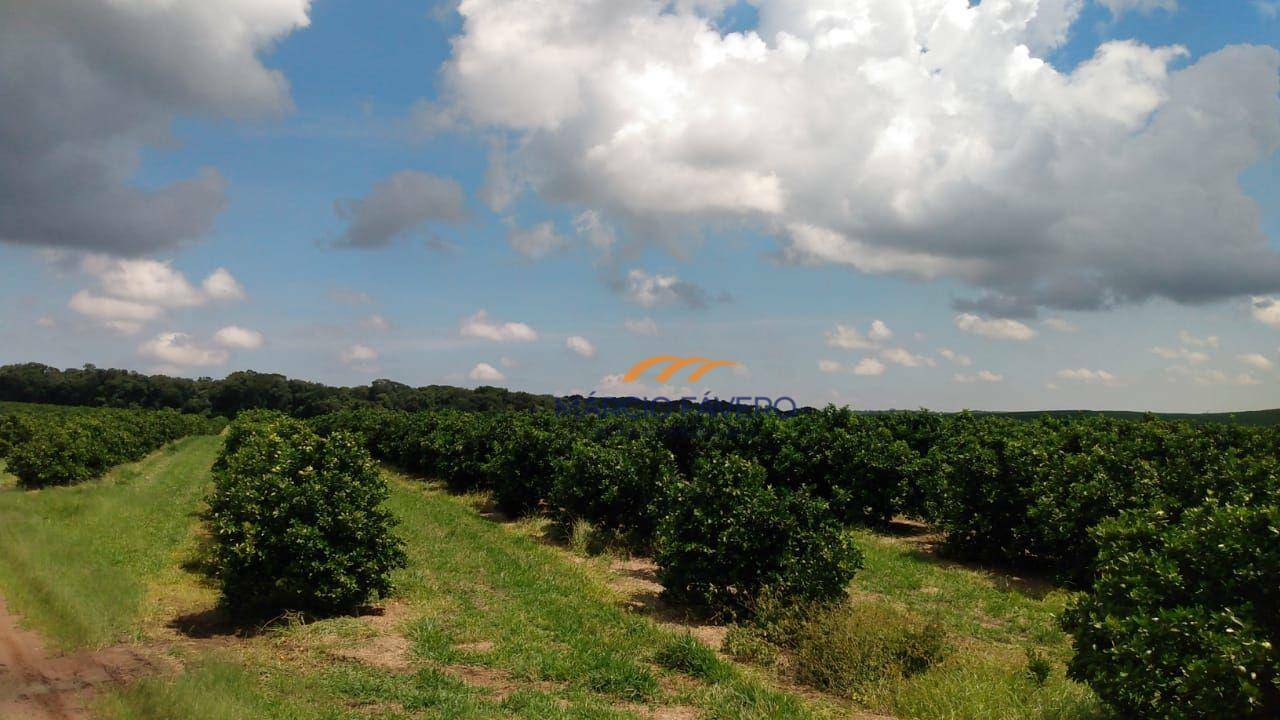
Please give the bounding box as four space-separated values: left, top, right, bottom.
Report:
622 355 739 383
655 357 711 382
687 360 738 381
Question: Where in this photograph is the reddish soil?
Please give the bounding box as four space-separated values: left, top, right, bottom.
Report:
0 598 160 719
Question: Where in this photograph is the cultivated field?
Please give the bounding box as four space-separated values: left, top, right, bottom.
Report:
0 401 1275 719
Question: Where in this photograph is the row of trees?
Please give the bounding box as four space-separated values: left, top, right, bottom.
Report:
306 405 1278 718
0 363 554 417
0 406 225 487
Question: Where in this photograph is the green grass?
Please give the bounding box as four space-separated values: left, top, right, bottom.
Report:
98 468 833 719
838 530 1103 719
0 434 222 648
2 431 1102 720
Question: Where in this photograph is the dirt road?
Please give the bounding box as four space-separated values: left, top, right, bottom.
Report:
0 597 157 719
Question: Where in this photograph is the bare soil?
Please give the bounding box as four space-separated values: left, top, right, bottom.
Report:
0 598 163 720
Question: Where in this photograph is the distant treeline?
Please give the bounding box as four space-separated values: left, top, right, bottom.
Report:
1 362 1277 424
0 363 553 417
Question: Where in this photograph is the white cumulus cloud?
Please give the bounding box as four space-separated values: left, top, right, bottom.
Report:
68 258 245 332
1253 297 1280 328
214 326 264 350
139 332 229 367
853 358 886 376
1150 346 1209 364
468 362 506 382
460 310 538 342
565 335 596 358
341 344 379 365
1043 317 1079 333
954 370 1004 383
1178 330 1220 348
954 314 1037 341
1056 368 1121 386
437 0 1280 313
879 347 935 368
938 348 973 366
1238 353 1274 370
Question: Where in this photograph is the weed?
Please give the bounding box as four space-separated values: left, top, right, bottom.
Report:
793 600 948 700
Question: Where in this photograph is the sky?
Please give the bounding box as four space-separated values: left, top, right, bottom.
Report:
1 0 1279 413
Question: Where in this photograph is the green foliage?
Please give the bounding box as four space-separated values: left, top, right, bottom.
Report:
482 412 568 517
208 413 406 615
3 406 222 488
773 408 917 526
792 600 948 700
548 437 678 543
1061 503 1280 719
655 454 863 616
921 414 1048 564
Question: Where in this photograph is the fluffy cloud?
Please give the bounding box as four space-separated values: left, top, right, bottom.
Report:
1238 353 1274 370
331 171 465 249
565 335 597 358
853 358 887 376
819 356 891 376
622 269 716 309
879 347 935 368
214 326 264 350
460 310 538 342
439 1 1280 313
1258 2 1280 21
1056 368 1121 385
139 333 229 367
468 362 506 382
954 314 1037 341
1150 346 1209 364
68 258 245 332
938 348 973 366
826 320 930 368
1253 297 1280 328
1042 317 1079 333
954 370 1004 383
1178 330 1220 348
340 344 379 365
825 321 892 350
508 221 569 260
574 210 617 255
0 0 311 255
68 291 164 324
202 268 246 301
624 317 659 335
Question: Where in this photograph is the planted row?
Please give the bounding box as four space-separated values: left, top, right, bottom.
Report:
209 411 405 615
921 414 1278 584
310 405 1280 717
2 407 225 488
311 407 867 616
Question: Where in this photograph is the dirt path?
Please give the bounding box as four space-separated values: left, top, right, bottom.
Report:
0 597 159 719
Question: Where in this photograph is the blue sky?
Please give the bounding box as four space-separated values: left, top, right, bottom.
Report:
2 0 1279 412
